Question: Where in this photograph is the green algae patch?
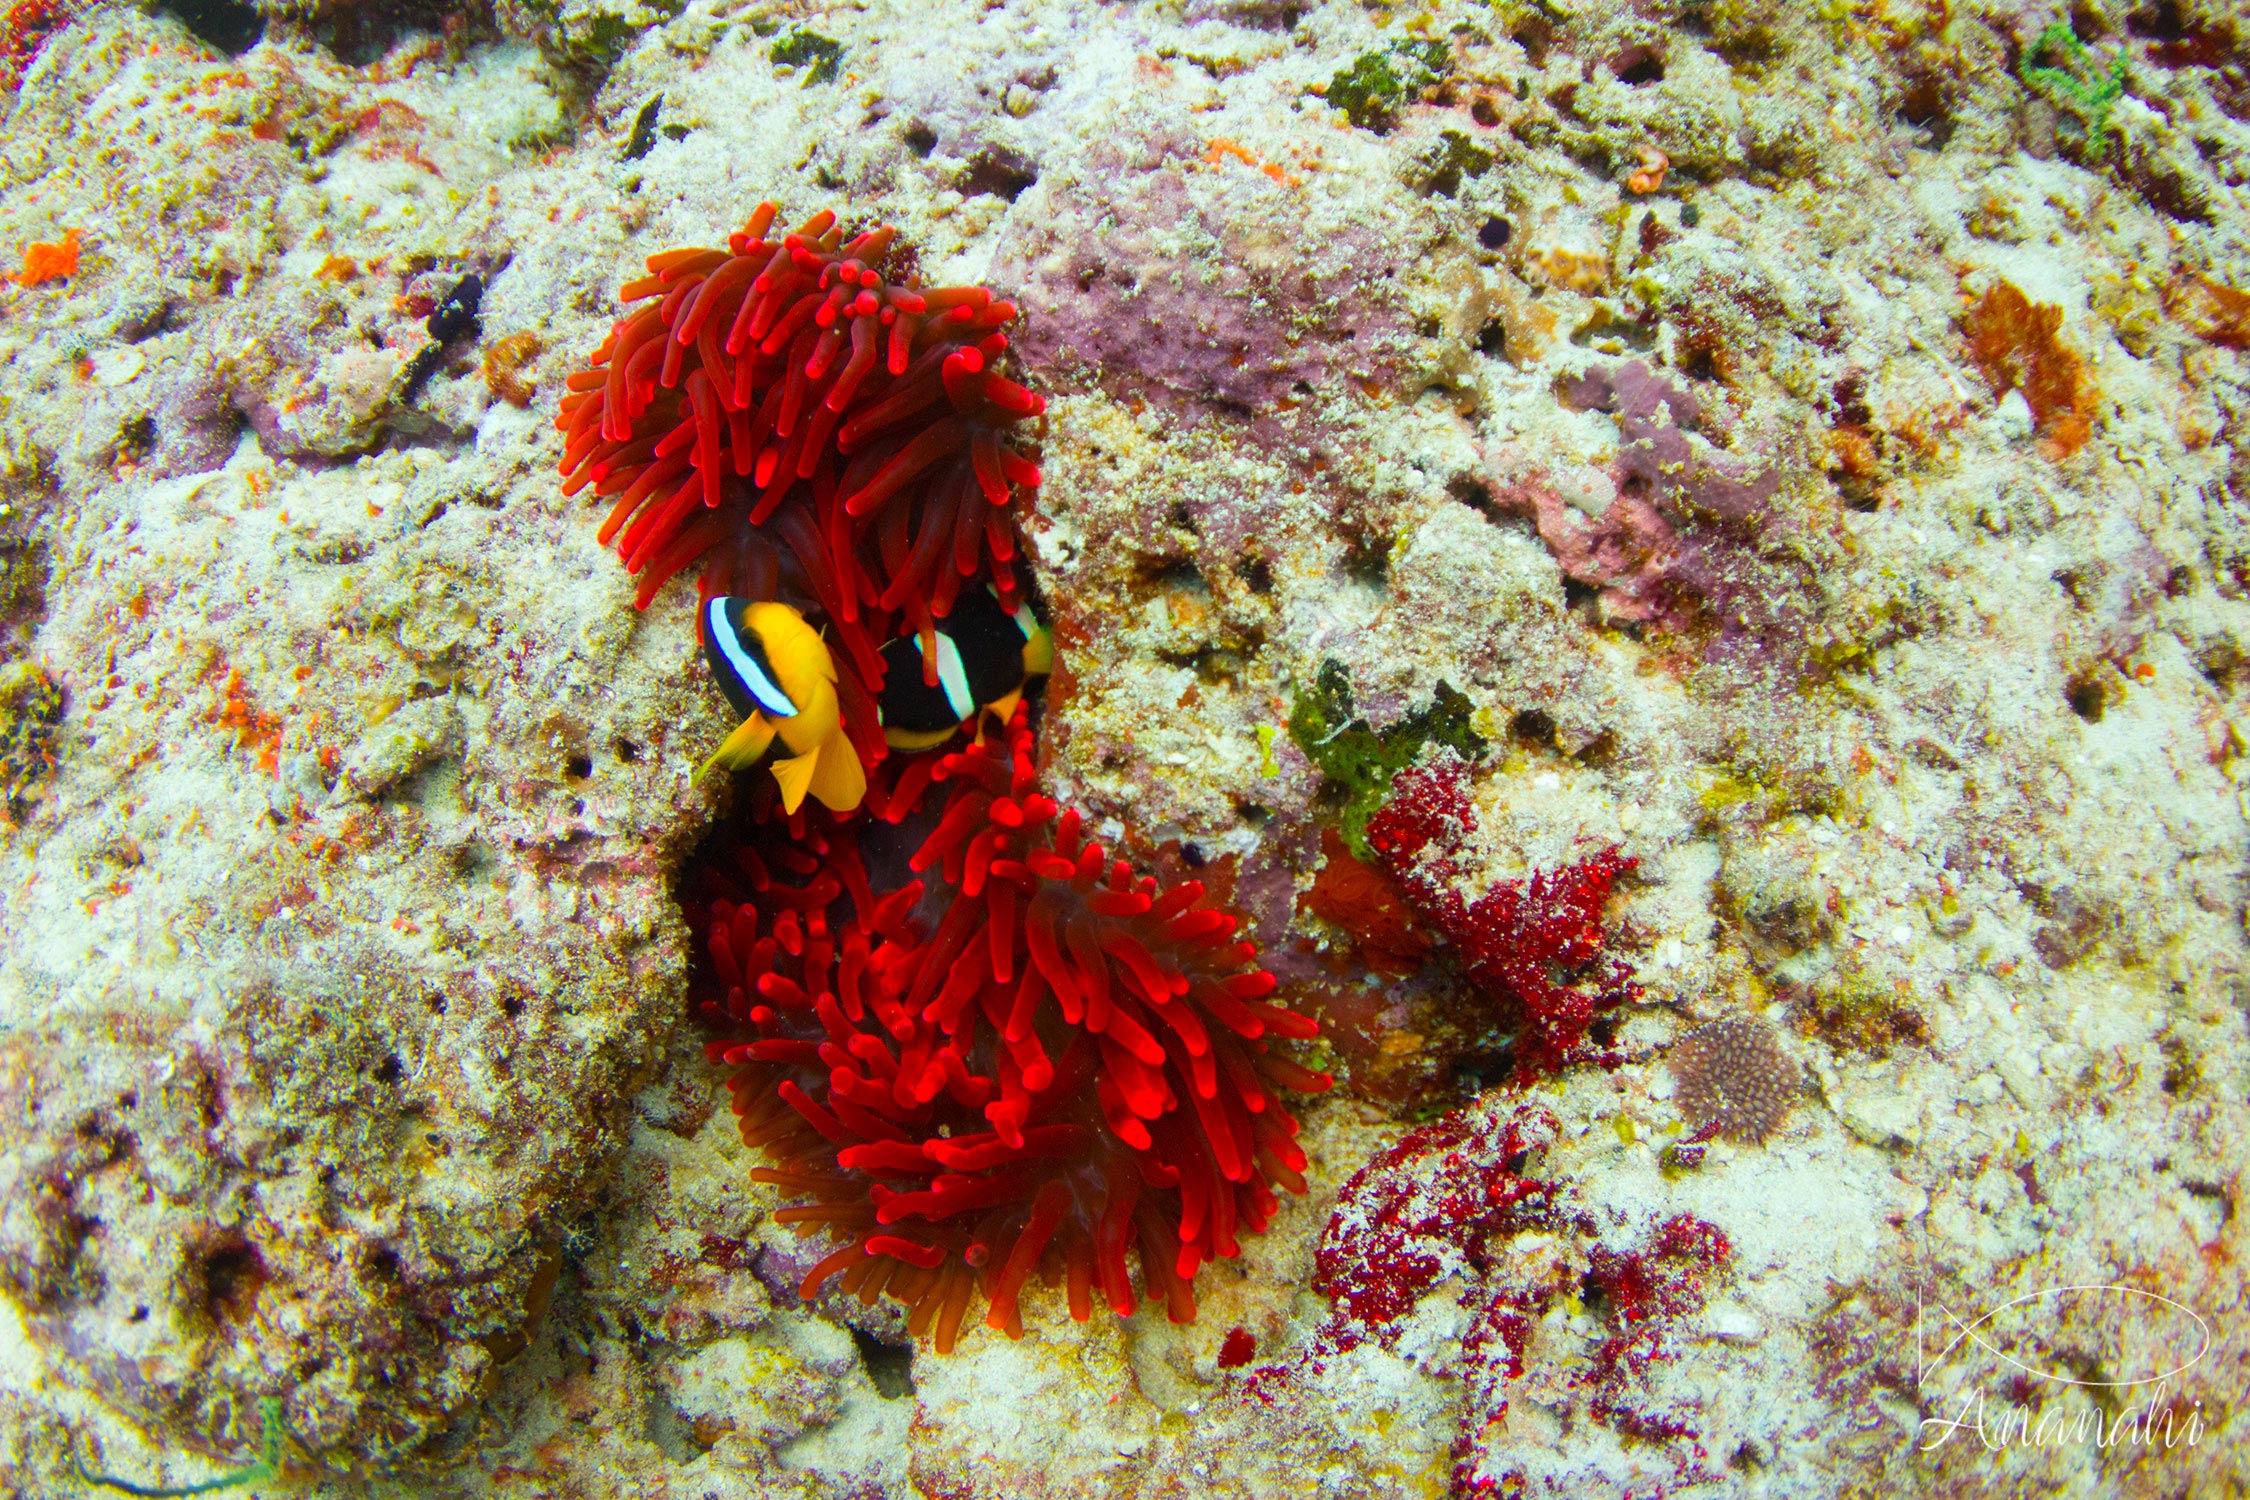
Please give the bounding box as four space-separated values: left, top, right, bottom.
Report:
1327 39 1449 132
770 29 843 86
2021 20 2127 160
0 659 59 816
1288 659 1484 859
1418 129 1495 197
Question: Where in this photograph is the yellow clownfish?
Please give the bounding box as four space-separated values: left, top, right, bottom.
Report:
697 598 867 814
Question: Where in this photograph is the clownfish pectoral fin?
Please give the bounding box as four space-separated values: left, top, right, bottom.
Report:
695 713 777 784
1021 627 1054 678
769 748 818 814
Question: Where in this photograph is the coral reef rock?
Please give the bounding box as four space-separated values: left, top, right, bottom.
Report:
1 0 2247 1495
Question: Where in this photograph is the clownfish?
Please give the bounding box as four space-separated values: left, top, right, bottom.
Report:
879 586 1054 751
697 598 868 814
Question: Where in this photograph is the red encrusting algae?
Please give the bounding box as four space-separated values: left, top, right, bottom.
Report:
1278 1096 1733 1493
1365 753 1640 1079
690 709 1333 1350
11 226 77 287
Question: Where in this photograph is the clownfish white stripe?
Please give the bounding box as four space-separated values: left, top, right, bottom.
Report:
920 631 975 721
706 597 797 718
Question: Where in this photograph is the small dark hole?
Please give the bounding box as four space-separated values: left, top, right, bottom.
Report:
853 1326 916 1399
622 96 663 162
1181 842 1207 869
114 414 158 465
1611 45 1666 85
1471 95 1501 126
374 1055 403 1084
130 1305 149 1323
2066 672 2108 723
202 1241 265 1322
615 738 641 762
1475 320 1506 357
955 146 1037 201
565 754 593 779
163 0 264 55
1342 534 1389 588
1510 708 1555 745
1141 556 1205 592
1447 473 1496 509
119 302 178 343
1897 76 1955 148
1239 555 1275 595
500 994 526 1018
1477 215 1513 250
903 121 938 157
1512 17 1552 66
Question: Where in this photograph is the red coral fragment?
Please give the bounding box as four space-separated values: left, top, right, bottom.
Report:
691 709 1331 1350
1581 1214 1733 1445
11 226 77 287
1962 279 2096 459
1364 755 1639 1080
2164 271 2250 350
1216 1325 1257 1368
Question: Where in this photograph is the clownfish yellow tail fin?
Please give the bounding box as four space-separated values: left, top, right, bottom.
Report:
774 733 859 814
783 737 868 814
773 733 866 814
808 733 866 811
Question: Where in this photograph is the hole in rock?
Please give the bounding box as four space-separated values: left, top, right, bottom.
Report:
163 0 263 54
853 1326 917 1399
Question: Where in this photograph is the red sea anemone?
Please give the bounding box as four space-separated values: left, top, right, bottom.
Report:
691 711 1333 1350
553 203 1046 730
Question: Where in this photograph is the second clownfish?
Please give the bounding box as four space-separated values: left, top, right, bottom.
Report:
879 586 1054 751
697 598 867 814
